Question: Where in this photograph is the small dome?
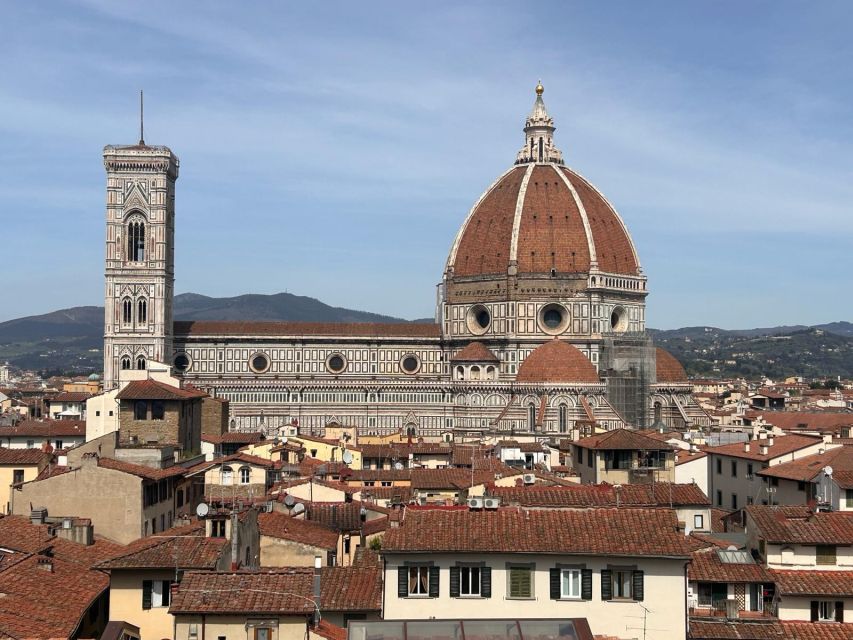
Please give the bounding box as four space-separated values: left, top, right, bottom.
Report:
88 373 101 381
516 339 599 384
656 348 687 383
451 342 500 363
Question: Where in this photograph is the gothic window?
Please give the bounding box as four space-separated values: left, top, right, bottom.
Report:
121 356 131 370
127 219 146 262
470 365 480 380
137 298 147 324
654 402 663 425
528 403 536 431
538 137 543 162
136 356 146 370
559 404 568 433
122 298 132 325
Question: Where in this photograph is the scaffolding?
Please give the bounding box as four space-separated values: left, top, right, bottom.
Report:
600 332 656 429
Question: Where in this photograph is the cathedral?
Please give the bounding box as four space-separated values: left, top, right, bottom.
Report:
102 83 711 438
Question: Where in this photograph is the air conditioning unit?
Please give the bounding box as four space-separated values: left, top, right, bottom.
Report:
523 474 535 485
467 497 484 510
483 497 500 510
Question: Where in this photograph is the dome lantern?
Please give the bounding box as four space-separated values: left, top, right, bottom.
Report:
516 81 563 165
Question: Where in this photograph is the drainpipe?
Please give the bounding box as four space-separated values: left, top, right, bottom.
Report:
313 554 322 625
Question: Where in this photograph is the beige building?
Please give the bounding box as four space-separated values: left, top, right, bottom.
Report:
571 428 676 484
381 507 691 640
258 511 340 567
0 447 49 514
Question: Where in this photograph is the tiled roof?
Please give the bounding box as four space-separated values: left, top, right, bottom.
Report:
258 512 338 549
771 569 853 596
705 435 822 461
174 320 441 338
359 442 453 458
451 342 500 363
347 469 413 482
0 447 49 465
656 348 688 383
202 430 265 444
575 428 674 451
746 505 853 544
0 554 108 639
410 467 516 490
689 547 771 583
97 521 226 569
676 449 709 465
491 482 710 507
688 620 853 639
359 486 414 503
305 503 387 532
383 507 692 558
116 378 207 400
757 445 853 484
170 569 315 614
515 339 600 384
314 620 348 640
320 565 382 611
753 411 853 433
49 391 92 403
97 456 188 481
0 515 55 553
0 419 86 437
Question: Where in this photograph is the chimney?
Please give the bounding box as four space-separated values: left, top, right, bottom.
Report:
760 445 769 456
37 557 53 572
230 510 239 571
30 507 48 525
744 442 750 453
767 436 774 447
313 555 322 625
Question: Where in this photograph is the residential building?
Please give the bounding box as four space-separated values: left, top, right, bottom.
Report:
571 428 677 484
757 445 853 509
0 418 86 450
381 507 692 640
258 511 340 567
45 391 92 421
0 447 50 514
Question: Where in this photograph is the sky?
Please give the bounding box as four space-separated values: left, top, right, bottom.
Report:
1 1 852 329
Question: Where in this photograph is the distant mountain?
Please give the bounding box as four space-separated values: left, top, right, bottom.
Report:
0 294 849 379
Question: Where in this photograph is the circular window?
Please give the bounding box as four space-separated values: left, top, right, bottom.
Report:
401 354 420 374
537 303 569 335
326 354 347 374
610 306 629 332
249 353 270 373
173 353 191 372
465 304 491 335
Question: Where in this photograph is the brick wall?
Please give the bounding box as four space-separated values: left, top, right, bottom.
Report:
201 397 229 437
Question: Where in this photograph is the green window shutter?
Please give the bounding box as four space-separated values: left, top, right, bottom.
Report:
428 566 440 598
397 567 408 598
600 569 612 601
632 570 644 601
142 580 152 610
549 568 561 599
449 566 460 598
481 567 492 598
581 569 593 600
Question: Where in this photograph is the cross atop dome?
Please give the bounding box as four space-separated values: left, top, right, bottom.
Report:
516 81 564 165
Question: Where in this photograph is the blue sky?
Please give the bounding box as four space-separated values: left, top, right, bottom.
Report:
1 1 851 328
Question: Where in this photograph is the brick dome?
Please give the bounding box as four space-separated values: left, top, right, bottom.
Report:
655 347 688 383
516 339 600 384
447 163 640 279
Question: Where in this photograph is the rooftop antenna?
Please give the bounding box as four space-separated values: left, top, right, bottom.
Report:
138 90 145 145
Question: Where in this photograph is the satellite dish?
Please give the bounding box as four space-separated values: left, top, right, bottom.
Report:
342 450 353 465
292 503 305 516
824 466 834 476
195 503 209 518
394 462 404 471
284 495 296 508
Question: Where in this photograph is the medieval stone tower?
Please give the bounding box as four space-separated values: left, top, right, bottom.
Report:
102 141 179 389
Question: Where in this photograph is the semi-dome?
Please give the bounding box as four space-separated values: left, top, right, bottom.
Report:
446 84 641 280
516 339 600 384
655 347 688 383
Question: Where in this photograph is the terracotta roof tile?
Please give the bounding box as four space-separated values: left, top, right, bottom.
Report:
258 512 338 549
746 505 853 544
0 419 86 437
689 547 771 583
314 620 348 640
0 447 50 465
97 521 227 569
757 445 853 484
97 456 188 481
771 569 853 597
751 411 853 434
575 428 674 451
705 435 822 462
451 341 500 363
656 347 688 383
174 320 440 338
170 569 315 615
516 339 600 384
689 620 853 639
49 391 93 403
116 378 207 400
320 565 382 611
383 507 692 558
492 482 710 507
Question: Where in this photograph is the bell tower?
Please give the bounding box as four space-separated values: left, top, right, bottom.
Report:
102 133 179 389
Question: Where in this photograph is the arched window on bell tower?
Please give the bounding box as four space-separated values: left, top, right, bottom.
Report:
136 356 146 370
122 298 132 325
538 137 543 162
559 404 568 433
127 219 145 262
120 356 131 370
137 298 147 324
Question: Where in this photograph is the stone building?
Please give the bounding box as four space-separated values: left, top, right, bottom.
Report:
101 83 710 438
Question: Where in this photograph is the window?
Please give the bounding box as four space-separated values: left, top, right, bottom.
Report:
507 564 534 599
816 545 837 566
211 519 226 538
142 580 171 609
558 404 567 433
811 600 843 622
55 440 62 450
255 629 272 640
151 401 165 420
26 440 34 449
798 481 807 492
747 463 754 478
716 459 722 474
12 470 24 484
613 570 632 599
137 298 147 324
460 566 481 596
731 460 738 477
561 568 581 598
221 466 233 486
527 404 536 431
716 490 722 506
601 568 643 601
127 219 145 262
694 514 704 530
121 356 131 370
122 297 132 324
240 467 251 484
408 565 430 596
136 356 146 370
134 401 147 420
576 448 583 466
731 494 738 510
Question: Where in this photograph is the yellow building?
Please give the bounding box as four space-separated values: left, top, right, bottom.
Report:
0 448 50 514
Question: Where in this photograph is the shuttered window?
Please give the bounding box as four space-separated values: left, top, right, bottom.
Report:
816 545 837 566
507 564 534 598
399 564 435 597
602 567 643 601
